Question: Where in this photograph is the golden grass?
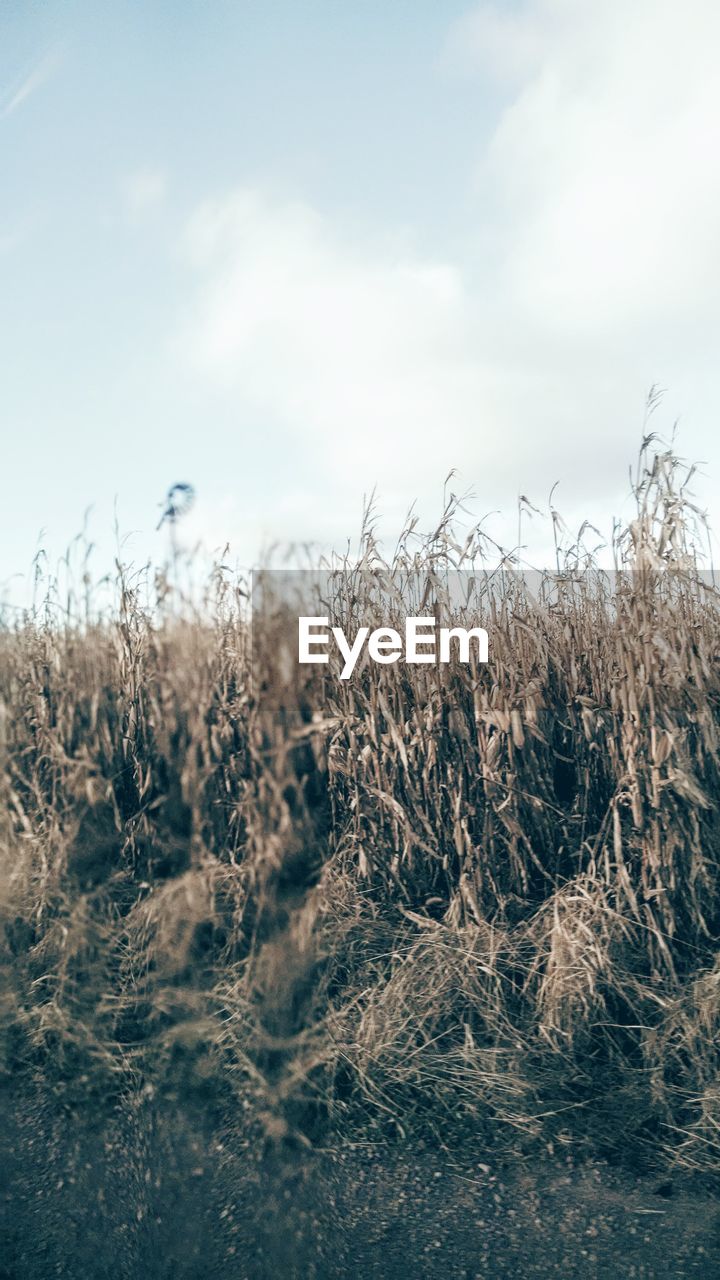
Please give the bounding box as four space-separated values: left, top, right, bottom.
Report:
1 440 719 1173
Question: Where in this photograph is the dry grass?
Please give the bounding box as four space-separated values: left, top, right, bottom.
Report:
1 439 719 1175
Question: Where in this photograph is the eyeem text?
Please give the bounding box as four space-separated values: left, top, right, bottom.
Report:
298 616 489 680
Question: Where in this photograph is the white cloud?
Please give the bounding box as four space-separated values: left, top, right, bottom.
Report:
453 0 720 337
179 190 491 497
121 169 168 220
177 2 720 559
443 2 551 83
0 51 59 121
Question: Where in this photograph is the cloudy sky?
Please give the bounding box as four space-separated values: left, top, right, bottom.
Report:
2 0 720 599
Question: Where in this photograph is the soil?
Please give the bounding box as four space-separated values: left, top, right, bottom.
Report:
1 1085 718 1279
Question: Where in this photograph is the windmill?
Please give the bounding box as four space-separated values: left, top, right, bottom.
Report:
157 483 196 581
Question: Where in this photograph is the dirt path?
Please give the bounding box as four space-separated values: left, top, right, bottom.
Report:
1 1086 718 1279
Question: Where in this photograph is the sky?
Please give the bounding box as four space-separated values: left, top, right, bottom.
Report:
2 0 720 603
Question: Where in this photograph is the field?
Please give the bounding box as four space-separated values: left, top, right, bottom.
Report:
1 444 720 1273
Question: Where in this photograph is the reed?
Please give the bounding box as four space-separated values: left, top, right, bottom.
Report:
1 440 718 1174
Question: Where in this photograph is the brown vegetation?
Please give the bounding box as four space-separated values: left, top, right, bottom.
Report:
1 443 719 1177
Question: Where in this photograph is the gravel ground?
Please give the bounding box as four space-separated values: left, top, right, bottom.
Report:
1 1085 719 1279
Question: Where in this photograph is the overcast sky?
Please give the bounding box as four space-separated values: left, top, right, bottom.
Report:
2 0 720 600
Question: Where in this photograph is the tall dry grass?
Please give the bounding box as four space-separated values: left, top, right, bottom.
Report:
1 441 719 1175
